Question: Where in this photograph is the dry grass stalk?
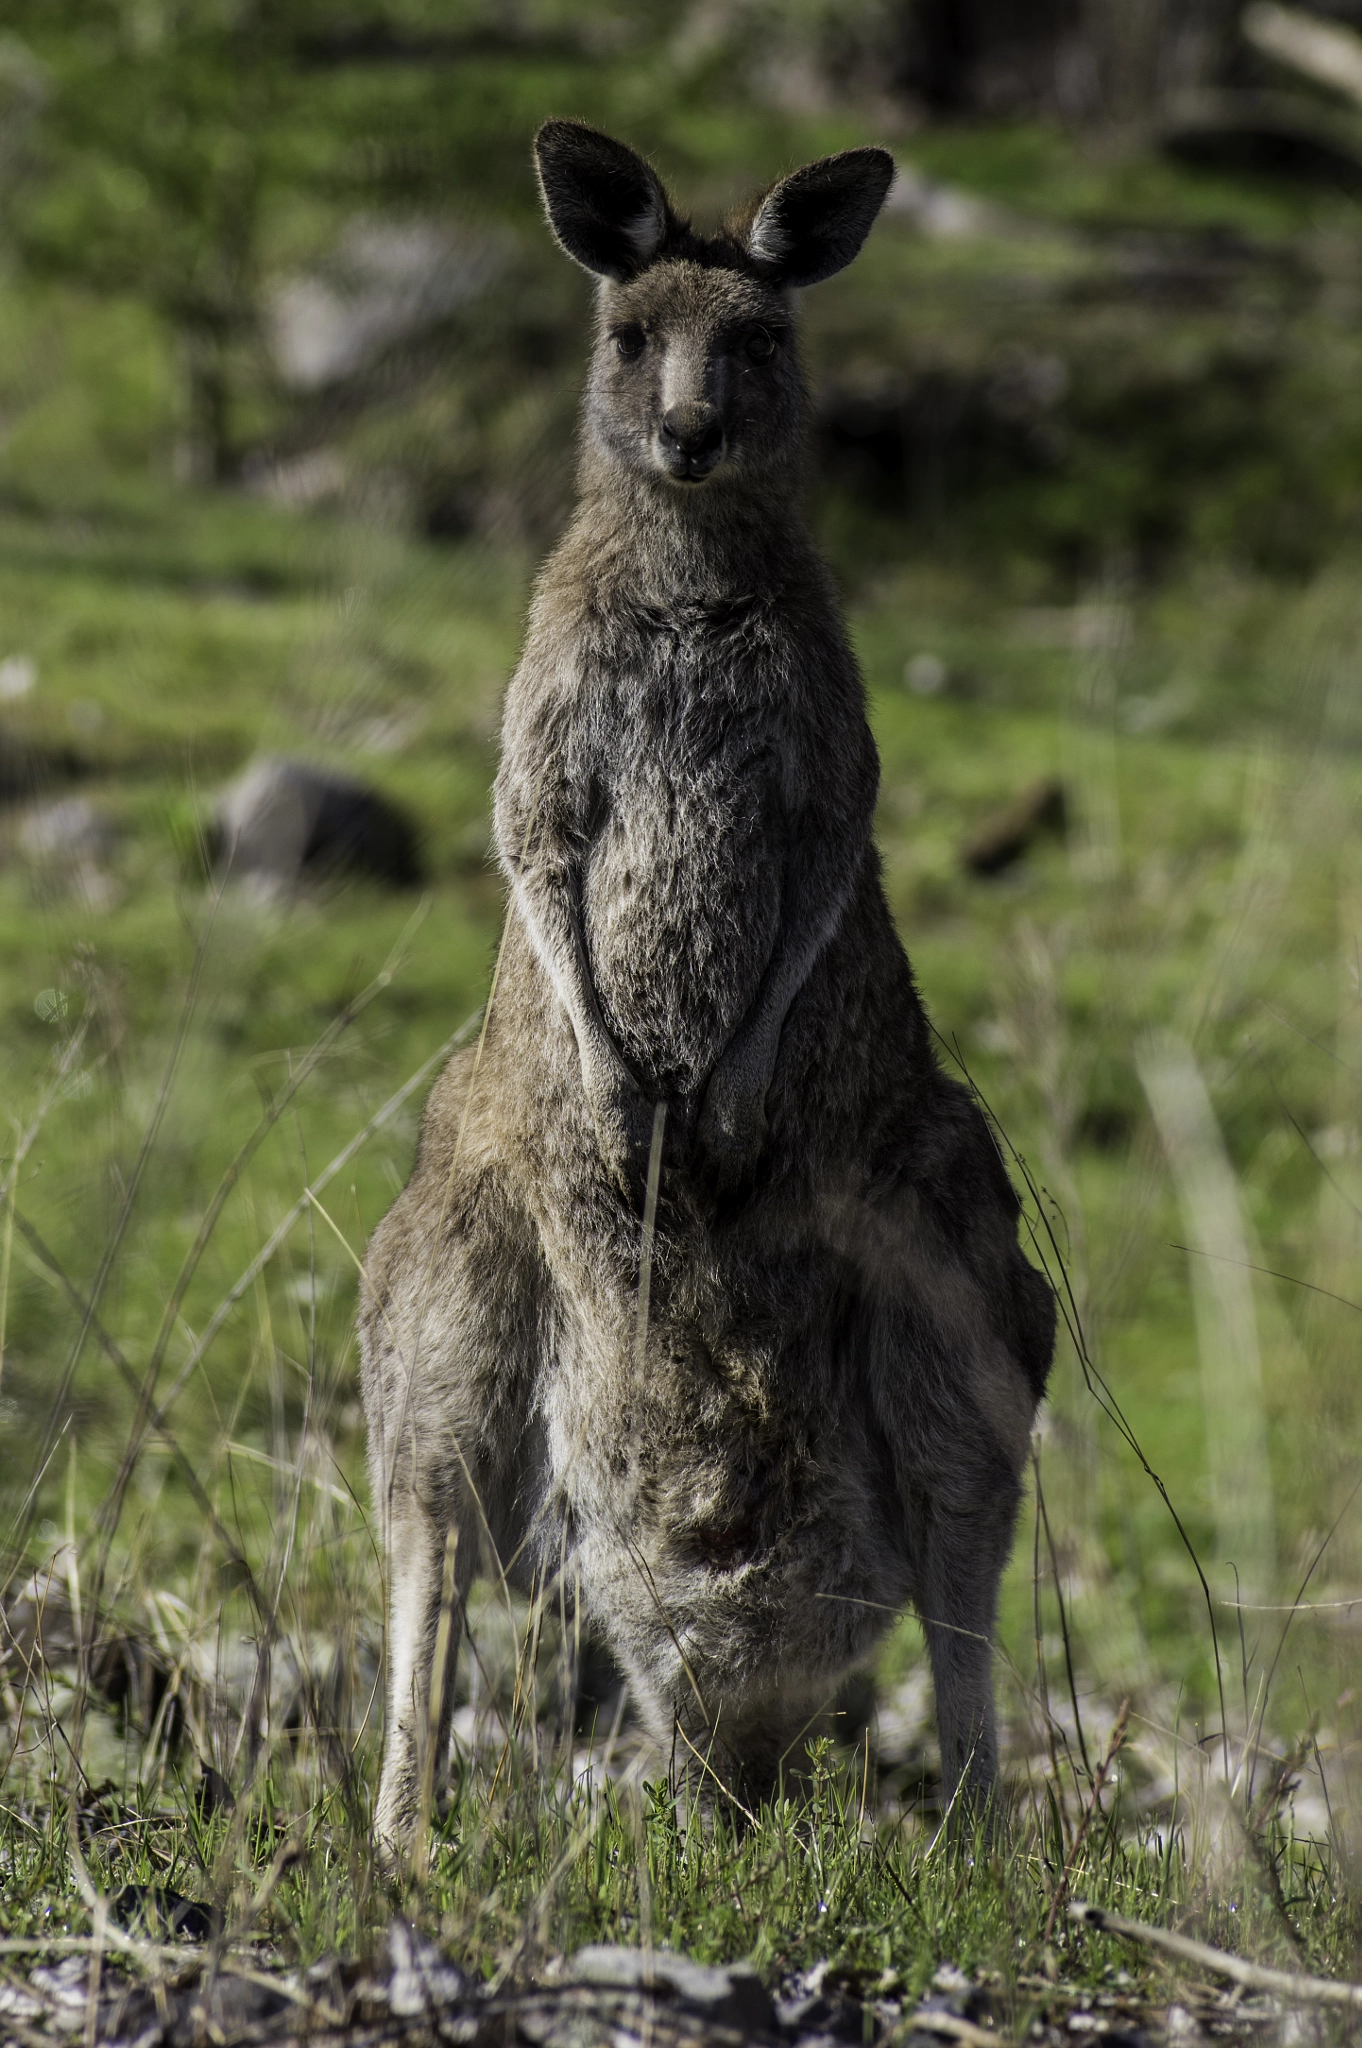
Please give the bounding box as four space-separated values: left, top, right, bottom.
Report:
1043 1698 1130 1941
1070 1899 1362 2008
1137 1032 1275 1597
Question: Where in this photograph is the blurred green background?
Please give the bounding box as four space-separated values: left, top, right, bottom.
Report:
1 0 1360 1826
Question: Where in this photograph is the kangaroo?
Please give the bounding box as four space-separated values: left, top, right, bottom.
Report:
360 121 1056 1860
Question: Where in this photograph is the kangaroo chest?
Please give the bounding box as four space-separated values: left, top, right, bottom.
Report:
581 626 786 1098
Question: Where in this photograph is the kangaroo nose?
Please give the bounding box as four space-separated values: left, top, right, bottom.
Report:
661 405 723 458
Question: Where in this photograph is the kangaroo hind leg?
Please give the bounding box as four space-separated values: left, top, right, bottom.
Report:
361 1174 546 1866
919 1477 1020 1834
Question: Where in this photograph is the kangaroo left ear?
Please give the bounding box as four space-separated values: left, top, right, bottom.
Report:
746 147 895 287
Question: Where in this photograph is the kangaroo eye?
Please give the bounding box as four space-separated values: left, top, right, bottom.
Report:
745 326 775 363
614 326 646 360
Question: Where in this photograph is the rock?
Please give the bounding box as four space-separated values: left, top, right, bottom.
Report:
210 756 423 890
92 1962 294 2046
110 1882 220 1941
774 1983 866 2042
0 1981 44 2024
15 797 119 909
251 448 348 509
386 1918 472 2015
0 654 36 700
569 1946 771 2033
882 166 997 241
904 652 948 696
18 796 114 865
1 1563 173 1730
961 776 1066 876
28 1956 90 2026
268 220 502 393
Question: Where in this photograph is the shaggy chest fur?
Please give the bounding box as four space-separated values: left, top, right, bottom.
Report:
582 619 784 1097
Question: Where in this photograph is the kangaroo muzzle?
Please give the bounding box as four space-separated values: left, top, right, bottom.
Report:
658 402 725 482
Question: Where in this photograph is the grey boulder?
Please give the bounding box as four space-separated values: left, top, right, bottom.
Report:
569 1946 771 2032
209 756 422 889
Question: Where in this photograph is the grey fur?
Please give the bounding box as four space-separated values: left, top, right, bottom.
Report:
360 125 1055 1861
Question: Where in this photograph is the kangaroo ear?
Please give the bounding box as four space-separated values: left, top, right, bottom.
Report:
746 147 895 287
534 120 671 280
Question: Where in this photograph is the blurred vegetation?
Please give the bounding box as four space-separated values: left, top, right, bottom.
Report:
1 0 1361 1983
5 0 1362 562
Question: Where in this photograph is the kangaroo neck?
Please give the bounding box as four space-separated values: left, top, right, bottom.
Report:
572 456 813 606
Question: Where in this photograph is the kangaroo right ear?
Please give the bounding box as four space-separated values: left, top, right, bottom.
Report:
534 121 672 281
746 147 895 287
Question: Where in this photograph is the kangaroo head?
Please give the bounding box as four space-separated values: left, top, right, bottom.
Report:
535 121 894 494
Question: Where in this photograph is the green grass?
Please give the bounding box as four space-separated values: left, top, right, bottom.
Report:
0 1734 1352 1999
3 257 1362 2012
2 477 1360 1996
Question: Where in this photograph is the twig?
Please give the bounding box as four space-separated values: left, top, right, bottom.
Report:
1221 1595 1362 1613
0 1938 189 1961
935 1028 1231 1780
1069 1901 1362 2009
32 893 217 1510
126 1011 477 1452
908 2013 1006 2048
86 907 430 1604
1034 1454 1091 1785
1171 1242 1362 1318
1044 1699 1128 1940
1247 1472 1362 1802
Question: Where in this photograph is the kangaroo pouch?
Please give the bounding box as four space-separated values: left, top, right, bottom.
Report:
581 678 782 1098
538 1291 912 1743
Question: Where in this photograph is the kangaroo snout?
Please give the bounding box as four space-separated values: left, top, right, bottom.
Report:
659 403 724 480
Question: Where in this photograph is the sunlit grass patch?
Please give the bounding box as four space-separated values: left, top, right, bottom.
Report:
0 483 1359 2003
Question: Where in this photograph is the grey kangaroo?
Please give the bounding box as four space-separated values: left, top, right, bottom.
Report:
361 121 1055 1859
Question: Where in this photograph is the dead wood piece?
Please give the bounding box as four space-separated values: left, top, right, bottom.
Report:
1159 88 1362 189
1069 1903 1362 2010
904 2011 1005 2048
0 731 89 804
1243 4 1362 109
962 778 1066 876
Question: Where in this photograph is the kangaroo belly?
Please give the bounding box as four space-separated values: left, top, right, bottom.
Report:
541 1289 910 1743
582 755 780 1097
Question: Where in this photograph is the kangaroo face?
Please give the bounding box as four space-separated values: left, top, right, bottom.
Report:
533 121 895 497
589 264 799 489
